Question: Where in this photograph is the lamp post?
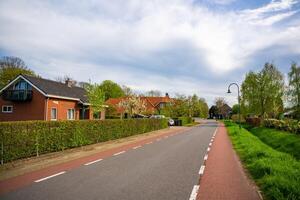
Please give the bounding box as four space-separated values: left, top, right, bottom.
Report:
227 83 241 130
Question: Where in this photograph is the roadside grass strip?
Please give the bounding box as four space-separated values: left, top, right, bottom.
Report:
189 185 200 200
113 151 126 156
224 121 300 200
34 171 66 183
84 159 103 166
198 165 205 175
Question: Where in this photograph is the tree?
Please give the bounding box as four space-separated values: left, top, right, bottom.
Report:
85 83 105 118
122 85 133 96
100 80 125 101
232 104 239 114
241 63 284 118
288 62 300 119
118 95 146 118
0 56 36 88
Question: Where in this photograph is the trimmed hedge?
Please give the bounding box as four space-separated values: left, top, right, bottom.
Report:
0 119 168 163
264 119 300 134
178 117 193 125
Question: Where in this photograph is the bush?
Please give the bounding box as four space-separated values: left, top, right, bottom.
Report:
178 117 193 125
224 121 300 200
0 119 168 163
246 117 261 127
264 119 300 134
231 114 245 123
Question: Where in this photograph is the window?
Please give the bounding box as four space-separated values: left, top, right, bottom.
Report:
2 105 13 113
51 108 57 120
14 80 32 90
67 109 75 120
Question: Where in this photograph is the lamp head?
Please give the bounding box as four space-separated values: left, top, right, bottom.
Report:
227 89 231 94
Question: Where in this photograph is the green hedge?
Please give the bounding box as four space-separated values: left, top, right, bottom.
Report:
0 119 168 163
178 117 193 125
225 121 300 200
264 119 300 134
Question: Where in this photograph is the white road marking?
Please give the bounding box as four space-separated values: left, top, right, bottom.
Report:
207 147 211 152
164 136 168 138
209 142 212 146
210 139 214 142
213 127 218 137
199 165 205 175
34 171 66 183
84 159 103 166
156 138 161 141
133 145 142 149
189 185 200 200
204 154 208 161
146 142 153 144
113 151 126 156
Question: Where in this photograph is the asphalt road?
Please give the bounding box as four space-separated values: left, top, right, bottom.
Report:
1 121 217 200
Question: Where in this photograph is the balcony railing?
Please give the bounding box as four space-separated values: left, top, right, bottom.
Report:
2 90 33 101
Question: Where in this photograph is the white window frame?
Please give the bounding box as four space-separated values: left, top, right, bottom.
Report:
2 105 13 113
67 109 75 120
51 107 57 121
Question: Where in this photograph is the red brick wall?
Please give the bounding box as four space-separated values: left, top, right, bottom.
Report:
0 88 46 122
46 98 82 121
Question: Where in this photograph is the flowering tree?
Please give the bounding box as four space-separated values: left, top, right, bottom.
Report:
118 95 146 118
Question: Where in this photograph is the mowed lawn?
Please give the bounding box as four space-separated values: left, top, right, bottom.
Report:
224 121 300 200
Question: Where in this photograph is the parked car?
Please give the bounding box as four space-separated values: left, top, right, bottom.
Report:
149 115 166 119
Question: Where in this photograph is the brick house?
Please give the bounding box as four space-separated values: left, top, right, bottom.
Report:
0 74 93 122
106 93 172 117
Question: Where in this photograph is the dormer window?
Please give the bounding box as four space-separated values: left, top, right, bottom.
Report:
14 80 32 90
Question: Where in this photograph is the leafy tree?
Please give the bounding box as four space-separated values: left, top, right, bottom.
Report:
232 104 239 114
85 83 105 118
100 80 125 101
241 63 284 118
287 62 300 119
0 56 36 88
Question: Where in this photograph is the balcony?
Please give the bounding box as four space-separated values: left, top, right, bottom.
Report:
2 90 33 101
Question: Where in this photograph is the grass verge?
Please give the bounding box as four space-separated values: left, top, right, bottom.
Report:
224 121 300 200
247 126 300 160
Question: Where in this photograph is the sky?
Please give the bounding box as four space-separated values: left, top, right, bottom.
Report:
0 0 299 106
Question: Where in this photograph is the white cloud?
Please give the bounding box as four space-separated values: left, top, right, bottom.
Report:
0 0 299 105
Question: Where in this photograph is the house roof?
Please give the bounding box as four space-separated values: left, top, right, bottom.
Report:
1 74 89 104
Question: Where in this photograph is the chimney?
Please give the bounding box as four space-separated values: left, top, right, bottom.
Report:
65 78 76 87
165 93 169 98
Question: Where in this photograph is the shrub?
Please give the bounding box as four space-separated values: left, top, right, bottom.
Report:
178 117 193 125
264 119 300 134
246 117 261 127
231 114 245 123
0 119 168 163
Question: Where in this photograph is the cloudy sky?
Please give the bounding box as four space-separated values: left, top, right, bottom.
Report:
0 0 299 106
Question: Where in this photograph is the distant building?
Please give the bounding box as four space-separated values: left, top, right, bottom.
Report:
0 74 93 121
209 104 232 119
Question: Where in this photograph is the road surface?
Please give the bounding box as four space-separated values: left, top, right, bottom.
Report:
1 121 217 200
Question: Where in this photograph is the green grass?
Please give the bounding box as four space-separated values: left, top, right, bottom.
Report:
247 126 300 160
224 121 300 200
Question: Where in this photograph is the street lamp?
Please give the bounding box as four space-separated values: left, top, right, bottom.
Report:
227 83 241 130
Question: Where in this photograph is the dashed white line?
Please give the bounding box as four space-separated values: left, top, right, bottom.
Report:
189 185 200 200
164 136 168 138
204 154 208 161
146 142 153 144
113 151 126 156
210 139 214 142
156 138 161 141
207 147 211 152
199 165 205 175
133 145 142 149
34 171 66 183
84 159 103 166
209 142 212 146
